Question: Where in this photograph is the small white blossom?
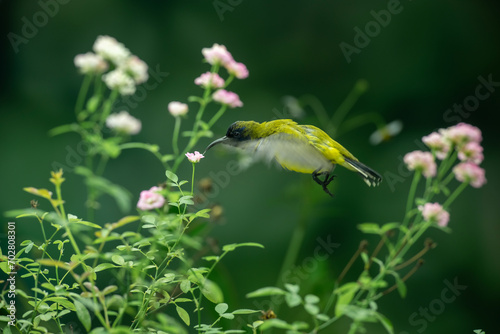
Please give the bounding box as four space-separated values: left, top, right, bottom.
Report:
74 52 108 74
168 101 189 117
102 69 136 95
106 111 141 135
124 55 149 84
93 35 130 65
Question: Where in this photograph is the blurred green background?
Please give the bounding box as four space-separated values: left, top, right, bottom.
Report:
1 1 499 333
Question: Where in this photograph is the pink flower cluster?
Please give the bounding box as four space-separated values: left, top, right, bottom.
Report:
185 151 204 163
417 123 486 188
137 186 165 210
404 151 436 178
212 89 243 108
453 162 486 188
419 202 450 227
194 44 248 109
201 43 249 79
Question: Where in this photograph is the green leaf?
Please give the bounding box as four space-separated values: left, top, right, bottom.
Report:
194 208 211 219
176 305 190 326
375 311 394 334
68 217 101 229
74 300 91 331
111 255 125 266
305 303 320 315
215 303 229 314
201 279 224 304
389 272 407 298
285 293 301 308
221 313 235 319
358 223 381 234
305 294 320 304
162 154 175 163
342 305 378 322
232 309 260 315
285 284 299 294
334 282 360 317
380 222 400 233
246 287 287 298
180 280 191 293
179 195 194 205
165 170 178 183
222 242 264 252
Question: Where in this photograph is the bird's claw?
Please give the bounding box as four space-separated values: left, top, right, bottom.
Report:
312 172 336 197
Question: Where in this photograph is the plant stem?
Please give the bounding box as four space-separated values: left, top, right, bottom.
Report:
207 105 228 128
329 79 369 134
443 181 469 208
75 74 93 115
172 116 181 156
402 171 421 229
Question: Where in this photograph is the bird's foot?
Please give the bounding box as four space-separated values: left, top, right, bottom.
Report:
312 171 336 197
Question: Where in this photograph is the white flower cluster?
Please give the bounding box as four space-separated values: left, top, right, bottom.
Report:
74 35 149 96
105 111 142 135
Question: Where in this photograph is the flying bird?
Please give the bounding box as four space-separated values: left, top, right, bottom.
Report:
204 119 382 196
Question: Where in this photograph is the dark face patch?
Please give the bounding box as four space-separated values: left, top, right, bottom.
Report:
226 122 251 141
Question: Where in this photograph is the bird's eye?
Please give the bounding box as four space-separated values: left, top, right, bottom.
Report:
233 131 240 138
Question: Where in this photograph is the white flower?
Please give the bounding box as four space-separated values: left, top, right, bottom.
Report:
74 52 108 74
102 69 136 95
106 111 141 135
369 120 403 145
93 35 130 65
168 101 189 117
124 55 148 84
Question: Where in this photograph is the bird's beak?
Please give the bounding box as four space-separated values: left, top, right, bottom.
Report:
204 136 229 154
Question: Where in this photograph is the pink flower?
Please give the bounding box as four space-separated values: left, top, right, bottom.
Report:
168 101 188 117
137 186 165 210
194 72 225 89
422 132 450 160
403 151 437 178
419 202 450 227
226 61 249 79
440 123 482 147
453 162 487 188
202 43 234 66
458 142 484 164
185 151 204 163
212 89 243 108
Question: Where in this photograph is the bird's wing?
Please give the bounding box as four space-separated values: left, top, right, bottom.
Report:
237 132 333 174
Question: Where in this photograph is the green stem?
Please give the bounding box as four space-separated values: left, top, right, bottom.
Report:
207 105 228 128
99 89 119 127
191 163 196 196
119 142 170 170
75 74 93 115
402 171 421 228
443 181 469 209
329 79 369 133
172 116 181 156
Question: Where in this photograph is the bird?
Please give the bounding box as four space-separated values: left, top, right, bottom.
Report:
204 119 382 196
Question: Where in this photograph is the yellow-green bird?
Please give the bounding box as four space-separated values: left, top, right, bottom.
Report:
204 119 382 196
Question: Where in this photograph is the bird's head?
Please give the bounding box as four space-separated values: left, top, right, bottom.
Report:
204 121 260 153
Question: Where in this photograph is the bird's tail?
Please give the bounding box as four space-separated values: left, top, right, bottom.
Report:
343 157 382 187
